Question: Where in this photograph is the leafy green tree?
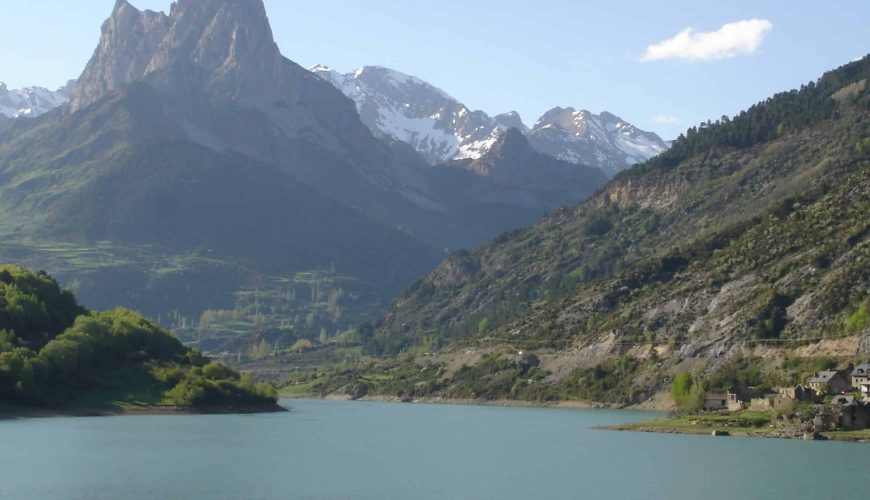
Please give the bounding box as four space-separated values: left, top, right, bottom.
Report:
671 372 707 412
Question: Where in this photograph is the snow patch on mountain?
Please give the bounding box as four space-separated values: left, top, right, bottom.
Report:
311 64 512 164
527 108 669 177
0 81 74 118
311 65 668 175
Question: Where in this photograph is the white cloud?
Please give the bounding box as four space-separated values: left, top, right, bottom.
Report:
642 19 773 62
651 114 681 125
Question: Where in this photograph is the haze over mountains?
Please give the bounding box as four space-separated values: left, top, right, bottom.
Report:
312 65 669 176
0 0 614 353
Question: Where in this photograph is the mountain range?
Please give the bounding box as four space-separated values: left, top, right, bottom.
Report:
312 64 669 176
0 81 75 119
4 60 668 179
0 0 610 353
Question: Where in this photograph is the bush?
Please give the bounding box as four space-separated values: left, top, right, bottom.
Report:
843 303 869 333
165 369 275 408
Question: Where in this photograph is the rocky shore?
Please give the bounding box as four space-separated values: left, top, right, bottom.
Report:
600 422 870 443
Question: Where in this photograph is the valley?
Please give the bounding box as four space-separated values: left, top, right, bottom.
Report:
0 0 867 428
2 1 870 498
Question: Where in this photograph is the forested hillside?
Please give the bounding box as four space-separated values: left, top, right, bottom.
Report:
0 265 279 412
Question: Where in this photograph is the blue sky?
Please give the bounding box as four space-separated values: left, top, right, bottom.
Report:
0 1 866 139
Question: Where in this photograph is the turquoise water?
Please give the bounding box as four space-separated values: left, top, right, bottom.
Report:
0 398 867 499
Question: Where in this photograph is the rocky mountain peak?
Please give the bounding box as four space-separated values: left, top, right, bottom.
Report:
69 1 170 112
533 107 593 133
70 0 322 116
150 0 275 74
494 111 527 132
527 107 669 177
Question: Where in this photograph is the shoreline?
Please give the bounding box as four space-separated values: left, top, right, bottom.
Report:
0 402 288 420
599 423 870 443
360 395 603 409
284 393 666 411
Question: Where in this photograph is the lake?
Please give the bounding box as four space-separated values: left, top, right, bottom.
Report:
0 398 867 499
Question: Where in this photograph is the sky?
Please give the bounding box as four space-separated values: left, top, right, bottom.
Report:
0 0 867 139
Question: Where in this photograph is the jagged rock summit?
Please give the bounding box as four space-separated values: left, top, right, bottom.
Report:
70 0 375 158
72 0 293 109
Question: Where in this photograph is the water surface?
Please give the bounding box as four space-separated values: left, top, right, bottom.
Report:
0 399 867 499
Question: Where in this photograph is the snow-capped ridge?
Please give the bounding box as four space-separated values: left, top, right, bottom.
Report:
0 80 75 119
527 107 669 176
311 64 499 164
312 64 668 175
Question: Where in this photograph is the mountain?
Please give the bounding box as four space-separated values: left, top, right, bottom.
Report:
527 108 669 177
0 80 75 118
311 64 668 175
0 0 611 355
0 0 446 351
366 55 870 373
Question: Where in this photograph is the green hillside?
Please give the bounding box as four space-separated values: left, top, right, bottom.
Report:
0 265 279 413
367 56 870 357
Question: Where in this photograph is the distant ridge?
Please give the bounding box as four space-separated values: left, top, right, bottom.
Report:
312 64 669 175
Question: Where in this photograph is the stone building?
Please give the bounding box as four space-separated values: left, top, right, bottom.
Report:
852 363 870 389
704 393 728 411
808 371 850 396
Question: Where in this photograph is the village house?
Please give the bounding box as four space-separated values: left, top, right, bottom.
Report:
851 363 870 389
704 393 728 411
726 391 745 412
808 370 850 396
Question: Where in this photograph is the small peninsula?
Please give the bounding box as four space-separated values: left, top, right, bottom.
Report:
0 265 283 417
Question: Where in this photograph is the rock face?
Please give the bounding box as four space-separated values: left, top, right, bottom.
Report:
70 0 373 159
312 65 668 175
0 80 75 118
527 108 669 177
